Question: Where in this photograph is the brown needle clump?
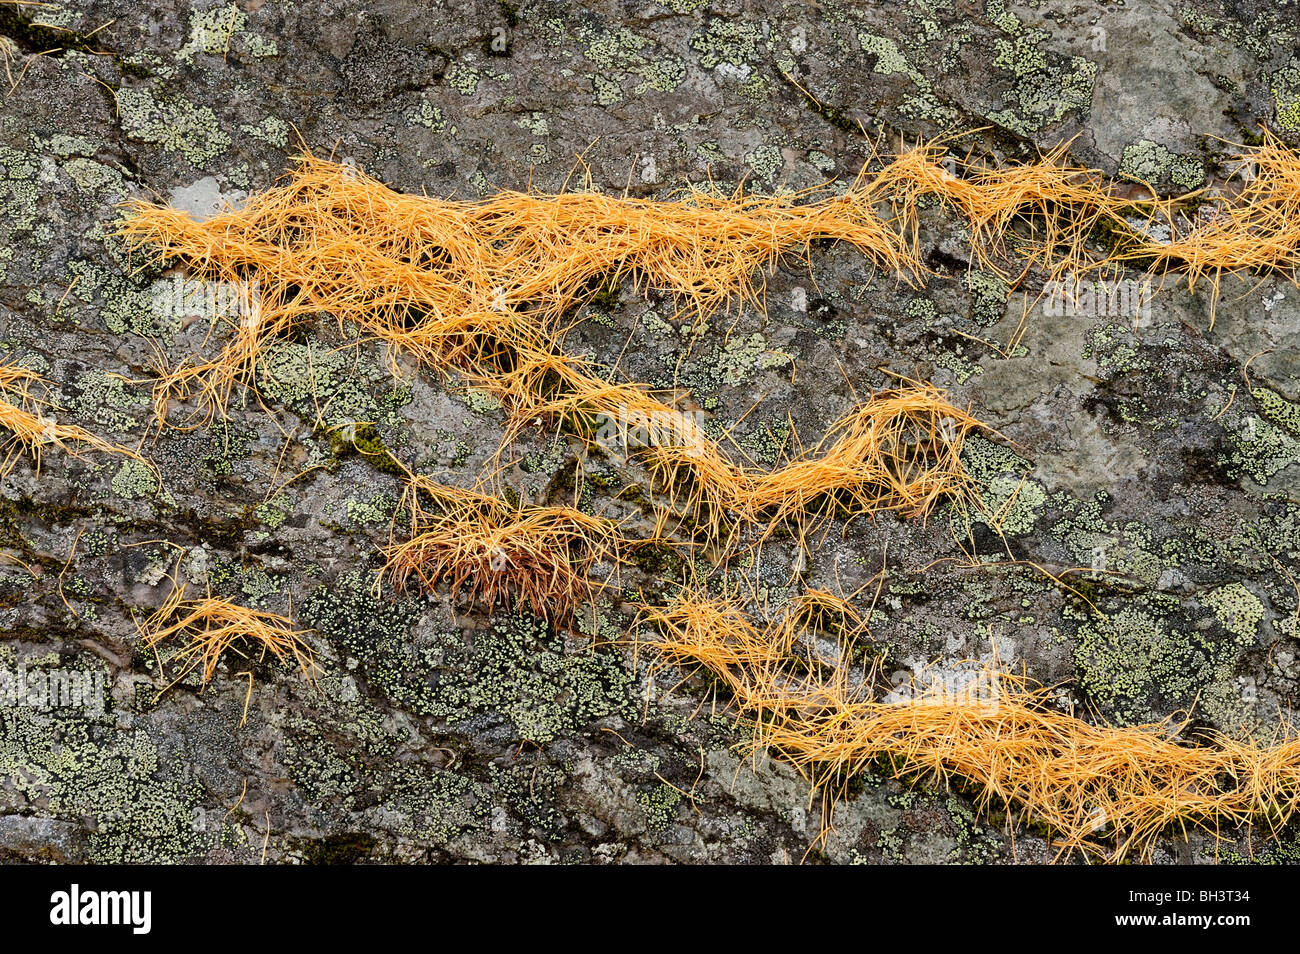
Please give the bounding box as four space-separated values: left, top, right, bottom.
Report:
382 476 624 623
115 134 1300 422
739 386 980 529
519 367 983 541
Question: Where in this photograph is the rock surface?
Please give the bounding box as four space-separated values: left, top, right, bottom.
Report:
2 0 1300 864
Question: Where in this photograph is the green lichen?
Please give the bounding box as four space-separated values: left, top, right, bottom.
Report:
406 97 447 131
1251 386 1300 437
178 5 277 61
715 333 771 387
1119 140 1206 190
446 62 481 96
239 116 290 148
237 564 284 607
179 5 246 60
0 144 52 284
117 86 231 168
932 342 985 385
381 766 491 847
964 271 1009 326
1202 582 1264 645
578 24 685 102
0 706 205 863
1226 415 1300 486
980 7 1097 136
253 494 290 529
1272 57 1300 135
637 783 682 835
256 338 409 432
592 74 623 106
345 492 397 526
858 33 912 76
201 420 251 477
745 144 784 183
1085 322 1150 375
300 574 636 744
806 150 835 174
63 158 125 196
63 263 170 338
690 20 760 70
1073 594 1251 727
47 134 98 158
69 368 143 433
111 458 159 500
960 436 1045 535
738 420 791 468
514 112 549 137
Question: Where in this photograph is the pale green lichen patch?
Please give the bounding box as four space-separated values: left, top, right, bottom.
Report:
69 368 144 433
932 341 985 384
178 5 278 62
117 86 231 168
445 62 481 96
255 336 412 432
1202 582 1265 644
979 2 1097 136
63 158 126 196
1045 490 1235 593
576 23 685 105
1272 57 1300 135
0 144 54 284
239 116 291 148
1072 593 1251 727
111 458 159 499
690 20 761 71
0 705 205 863
300 573 636 745
638 783 683 835
345 492 397 526
858 32 914 77
853 29 952 124
745 144 785 184
462 388 503 415
1226 415 1300 486
737 419 791 468
1251 386 1300 437
61 262 173 338
1086 322 1150 374
1119 140 1206 190
961 435 1046 535
179 5 245 60
715 332 781 388
870 789 1003 864
253 493 291 529
406 97 448 131
965 271 1010 326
